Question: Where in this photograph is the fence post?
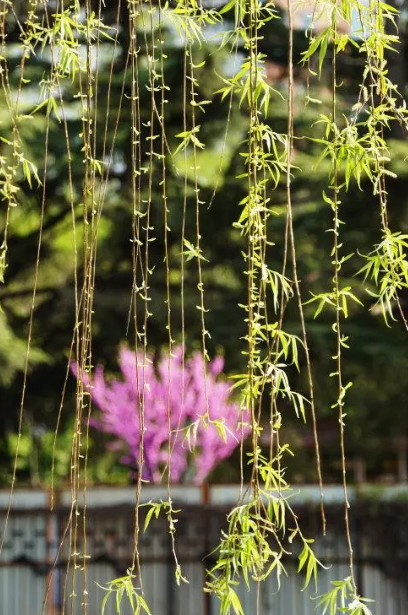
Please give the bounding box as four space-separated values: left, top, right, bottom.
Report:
397 437 407 483
46 488 63 615
354 491 364 599
202 482 211 615
46 489 56 615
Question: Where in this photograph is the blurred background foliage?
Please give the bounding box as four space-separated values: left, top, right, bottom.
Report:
1 0 408 486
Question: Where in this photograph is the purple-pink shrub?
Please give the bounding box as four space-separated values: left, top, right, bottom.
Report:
72 346 250 484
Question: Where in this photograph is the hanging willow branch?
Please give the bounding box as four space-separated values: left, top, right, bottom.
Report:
0 0 407 614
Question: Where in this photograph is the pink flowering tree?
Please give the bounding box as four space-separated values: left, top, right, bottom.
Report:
72 346 250 484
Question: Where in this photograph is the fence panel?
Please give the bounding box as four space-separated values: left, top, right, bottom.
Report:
0 487 407 615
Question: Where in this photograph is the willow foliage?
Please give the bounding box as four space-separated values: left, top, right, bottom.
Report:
0 0 407 613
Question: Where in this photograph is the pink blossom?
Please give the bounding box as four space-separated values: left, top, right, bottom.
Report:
72 346 250 484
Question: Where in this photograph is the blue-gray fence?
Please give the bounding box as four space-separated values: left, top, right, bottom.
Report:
0 485 407 615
